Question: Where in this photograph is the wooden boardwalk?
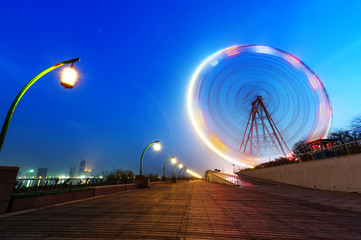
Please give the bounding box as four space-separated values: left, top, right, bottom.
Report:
1 179 361 239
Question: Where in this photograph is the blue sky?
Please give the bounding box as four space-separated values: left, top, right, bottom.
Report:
1 1 361 176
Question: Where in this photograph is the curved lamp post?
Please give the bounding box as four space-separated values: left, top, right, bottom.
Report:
185 169 190 178
183 168 188 178
0 58 80 151
139 140 161 175
178 167 186 178
173 163 183 178
163 156 176 178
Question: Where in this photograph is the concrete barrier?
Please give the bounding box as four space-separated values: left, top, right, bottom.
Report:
92 183 139 196
208 173 237 186
10 190 94 212
240 153 361 193
0 166 19 214
7 181 172 213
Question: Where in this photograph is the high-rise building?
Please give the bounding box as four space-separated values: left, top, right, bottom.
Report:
79 161 86 175
69 165 76 178
36 168 48 178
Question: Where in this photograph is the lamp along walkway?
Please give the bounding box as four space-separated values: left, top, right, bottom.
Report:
1 179 361 239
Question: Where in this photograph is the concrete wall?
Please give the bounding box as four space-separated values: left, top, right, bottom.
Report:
209 173 237 186
7 181 172 213
93 183 139 196
240 153 361 193
10 190 95 212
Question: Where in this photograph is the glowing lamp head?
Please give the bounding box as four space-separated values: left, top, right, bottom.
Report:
153 141 161 151
171 157 177 164
179 164 183 169
61 67 77 89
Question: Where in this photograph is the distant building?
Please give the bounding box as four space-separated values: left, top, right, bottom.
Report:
69 165 76 178
79 161 86 175
36 168 48 178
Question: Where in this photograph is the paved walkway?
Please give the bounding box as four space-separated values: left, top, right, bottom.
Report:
1 179 361 239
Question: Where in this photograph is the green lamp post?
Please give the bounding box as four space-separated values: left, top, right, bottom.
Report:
0 58 80 151
179 167 186 178
139 140 161 175
183 168 188 178
163 156 176 178
173 163 183 178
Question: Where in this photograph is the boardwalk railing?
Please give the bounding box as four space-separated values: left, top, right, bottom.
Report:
254 140 361 169
15 177 104 190
208 172 251 187
214 172 241 185
298 139 361 161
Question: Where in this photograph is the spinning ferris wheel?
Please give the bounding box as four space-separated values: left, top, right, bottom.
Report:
187 45 332 168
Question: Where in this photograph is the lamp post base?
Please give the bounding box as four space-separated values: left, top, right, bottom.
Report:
0 166 19 214
135 175 150 188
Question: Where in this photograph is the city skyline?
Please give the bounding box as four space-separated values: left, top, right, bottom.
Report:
1 1 361 175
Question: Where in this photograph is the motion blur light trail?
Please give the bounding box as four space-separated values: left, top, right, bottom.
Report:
186 169 203 179
187 45 332 167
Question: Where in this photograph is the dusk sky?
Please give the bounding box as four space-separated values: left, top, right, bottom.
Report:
1 1 361 176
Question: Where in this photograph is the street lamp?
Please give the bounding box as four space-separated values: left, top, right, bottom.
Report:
60 67 77 89
0 58 80 151
178 167 186 178
163 156 176 178
183 168 188 178
173 163 183 178
186 169 190 179
139 140 161 175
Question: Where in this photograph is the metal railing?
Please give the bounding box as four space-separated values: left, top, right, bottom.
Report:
298 139 361 161
14 177 104 193
254 140 361 169
211 172 247 186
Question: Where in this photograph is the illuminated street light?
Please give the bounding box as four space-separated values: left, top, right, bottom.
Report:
183 168 188 178
178 167 186 178
60 67 77 89
0 58 80 151
173 163 183 178
163 156 177 178
139 140 161 175
153 141 161 151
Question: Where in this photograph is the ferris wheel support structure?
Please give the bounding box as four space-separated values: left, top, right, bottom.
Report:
240 96 292 158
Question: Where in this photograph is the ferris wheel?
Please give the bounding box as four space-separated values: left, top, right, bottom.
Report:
187 45 332 167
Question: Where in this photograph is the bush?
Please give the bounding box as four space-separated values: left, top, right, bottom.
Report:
148 173 160 182
105 169 135 184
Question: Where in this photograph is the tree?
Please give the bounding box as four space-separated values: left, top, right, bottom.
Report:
329 129 354 144
292 140 308 155
125 170 135 183
148 173 159 182
292 140 311 161
351 116 361 141
105 168 134 184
